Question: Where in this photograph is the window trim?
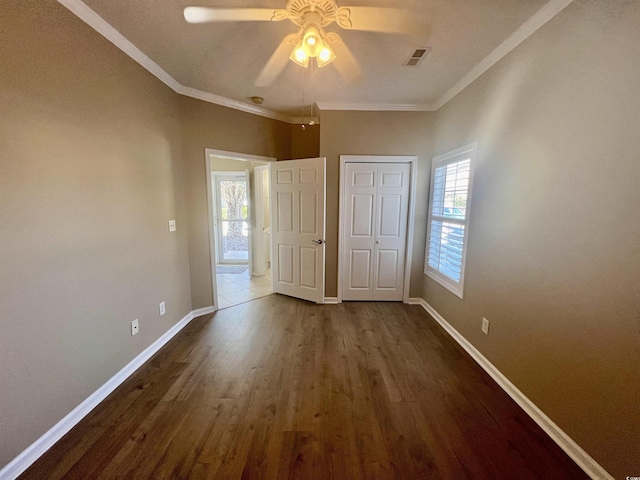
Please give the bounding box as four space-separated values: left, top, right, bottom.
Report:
424 142 477 299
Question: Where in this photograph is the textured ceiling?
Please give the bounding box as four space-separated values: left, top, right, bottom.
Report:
80 0 549 116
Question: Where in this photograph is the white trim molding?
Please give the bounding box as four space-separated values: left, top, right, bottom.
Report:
323 297 339 304
206 149 276 164
291 117 321 125
56 0 292 124
191 306 216 318
316 102 435 112
57 0 573 119
178 86 291 123
0 306 215 480
406 298 613 480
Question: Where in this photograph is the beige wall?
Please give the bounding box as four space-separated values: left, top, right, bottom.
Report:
422 1 640 477
180 98 291 310
319 110 434 298
0 0 192 467
291 123 320 159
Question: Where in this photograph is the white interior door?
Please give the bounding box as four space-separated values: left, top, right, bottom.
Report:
270 157 326 303
342 162 410 300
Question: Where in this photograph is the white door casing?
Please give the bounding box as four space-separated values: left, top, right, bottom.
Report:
342 162 410 301
270 157 326 303
253 165 270 276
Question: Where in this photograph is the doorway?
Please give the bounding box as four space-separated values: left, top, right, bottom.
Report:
205 149 275 310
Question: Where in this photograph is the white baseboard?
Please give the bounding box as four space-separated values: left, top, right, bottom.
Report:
323 297 339 304
406 298 612 480
0 305 214 480
192 305 216 317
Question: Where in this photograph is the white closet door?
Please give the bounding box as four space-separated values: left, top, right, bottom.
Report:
373 163 410 300
342 163 378 300
342 162 410 301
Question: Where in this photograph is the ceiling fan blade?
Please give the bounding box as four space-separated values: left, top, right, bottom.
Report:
335 6 424 34
184 7 288 24
255 34 300 87
325 33 361 85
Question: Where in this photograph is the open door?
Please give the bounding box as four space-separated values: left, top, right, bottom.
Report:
270 157 326 303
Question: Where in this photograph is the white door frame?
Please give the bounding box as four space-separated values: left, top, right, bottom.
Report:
338 155 418 304
253 165 271 276
205 148 275 310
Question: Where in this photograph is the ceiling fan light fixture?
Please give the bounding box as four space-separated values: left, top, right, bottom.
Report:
185 1 412 85
290 40 310 67
289 23 335 68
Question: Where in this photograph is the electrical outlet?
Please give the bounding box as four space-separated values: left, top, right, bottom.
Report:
482 317 490 335
159 301 166 316
131 319 139 336
168 220 176 232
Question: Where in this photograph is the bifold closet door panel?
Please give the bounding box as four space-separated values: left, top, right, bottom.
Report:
342 162 409 301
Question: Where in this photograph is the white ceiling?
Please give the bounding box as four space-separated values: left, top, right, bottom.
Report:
66 0 567 119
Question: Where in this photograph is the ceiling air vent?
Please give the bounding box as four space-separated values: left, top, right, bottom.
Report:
404 46 432 67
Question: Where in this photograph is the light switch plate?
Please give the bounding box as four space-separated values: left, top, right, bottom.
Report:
131 319 139 336
159 301 166 316
168 220 176 232
482 317 490 335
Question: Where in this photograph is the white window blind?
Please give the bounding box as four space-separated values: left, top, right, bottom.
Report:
425 143 476 298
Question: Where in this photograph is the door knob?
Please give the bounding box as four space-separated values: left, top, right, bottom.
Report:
376 240 380 244
312 239 324 245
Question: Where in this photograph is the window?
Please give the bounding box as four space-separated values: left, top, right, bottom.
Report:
424 142 477 298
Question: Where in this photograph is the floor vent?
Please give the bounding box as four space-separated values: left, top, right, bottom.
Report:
404 46 432 67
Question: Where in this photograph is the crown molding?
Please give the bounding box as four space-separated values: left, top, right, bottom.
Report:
58 0 573 120
431 0 574 110
177 85 291 123
316 102 436 112
57 0 294 124
290 117 320 125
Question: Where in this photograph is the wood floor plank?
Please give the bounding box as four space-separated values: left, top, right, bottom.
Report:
20 295 588 479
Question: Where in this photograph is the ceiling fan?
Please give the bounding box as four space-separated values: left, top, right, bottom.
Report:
184 0 423 87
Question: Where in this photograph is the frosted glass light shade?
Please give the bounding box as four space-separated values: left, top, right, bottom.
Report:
317 44 335 67
290 40 310 67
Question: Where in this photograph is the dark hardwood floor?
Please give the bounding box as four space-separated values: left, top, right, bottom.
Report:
21 295 587 479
